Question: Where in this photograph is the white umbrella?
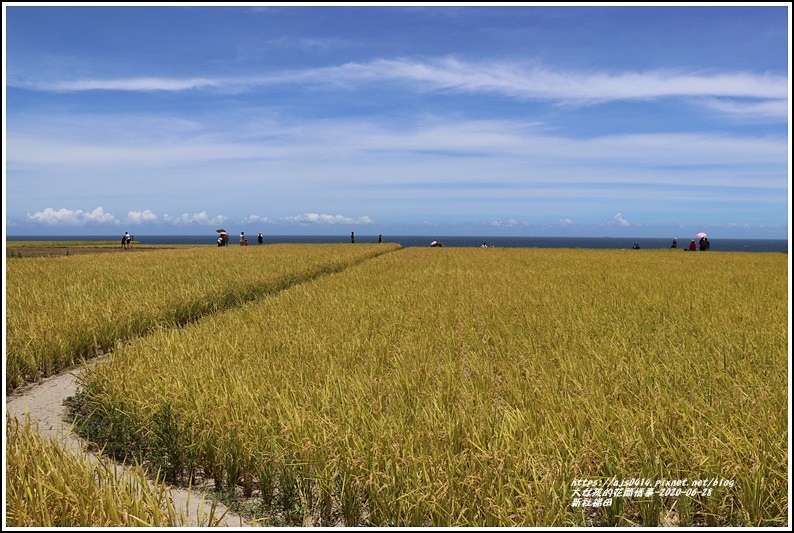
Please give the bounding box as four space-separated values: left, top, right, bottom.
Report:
696 232 707 240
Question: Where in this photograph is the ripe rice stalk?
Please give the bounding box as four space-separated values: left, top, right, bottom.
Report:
6 243 400 389
62 247 786 526
5 415 225 527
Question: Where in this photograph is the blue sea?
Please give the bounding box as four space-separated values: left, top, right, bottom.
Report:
6 235 789 253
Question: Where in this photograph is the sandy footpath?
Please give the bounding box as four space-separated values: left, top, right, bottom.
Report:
5 363 251 527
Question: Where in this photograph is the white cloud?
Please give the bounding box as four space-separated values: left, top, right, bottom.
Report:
8 116 786 175
613 213 631 227
15 59 787 118
343 59 788 103
281 213 374 225
126 209 158 224
490 218 525 227
27 206 119 225
242 214 274 224
52 77 222 92
699 98 789 119
162 211 229 226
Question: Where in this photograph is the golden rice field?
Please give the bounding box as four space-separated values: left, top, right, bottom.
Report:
5 243 399 389
5 416 225 527
6 245 788 526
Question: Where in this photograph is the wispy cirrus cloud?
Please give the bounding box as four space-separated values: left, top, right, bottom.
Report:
698 97 789 119
330 58 788 103
12 58 787 117
45 77 224 92
8 115 788 175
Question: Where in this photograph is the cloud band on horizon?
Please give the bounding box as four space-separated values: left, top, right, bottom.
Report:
25 208 376 228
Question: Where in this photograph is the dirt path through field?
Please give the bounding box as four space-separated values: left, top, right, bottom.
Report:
5 362 251 527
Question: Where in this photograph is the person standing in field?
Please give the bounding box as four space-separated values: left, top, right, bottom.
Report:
671 238 677 248
351 231 355 243
122 232 130 249
378 234 382 243
240 232 245 245
258 232 263 245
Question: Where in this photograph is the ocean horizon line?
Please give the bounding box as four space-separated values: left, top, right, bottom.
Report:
5 234 789 253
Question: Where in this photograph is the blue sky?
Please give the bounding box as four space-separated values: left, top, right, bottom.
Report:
3 3 791 238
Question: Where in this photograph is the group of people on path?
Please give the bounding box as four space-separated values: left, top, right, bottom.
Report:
675 236 710 251
630 237 711 250
216 231 264 246
216 231 265 247
121 232 133 249
217 231 383 247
